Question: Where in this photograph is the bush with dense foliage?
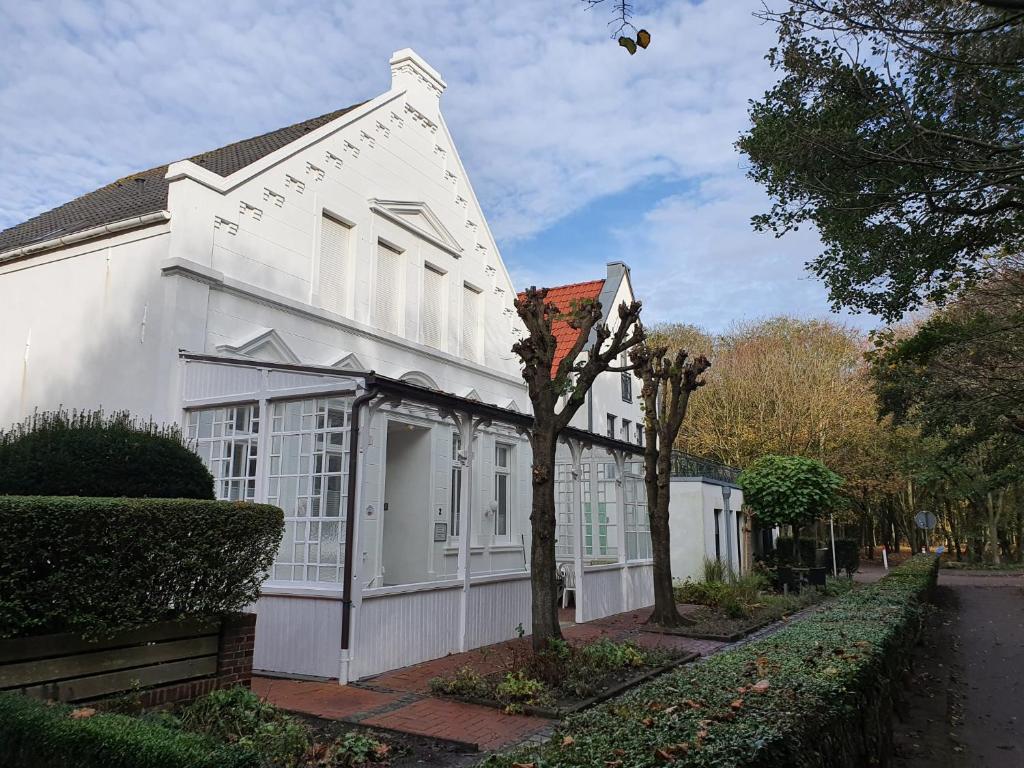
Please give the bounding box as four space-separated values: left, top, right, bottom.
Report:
0 408 214 499
486 555 938 768
0 693 260 768
739 454 843 530
0 497 283 639
0 687 392 768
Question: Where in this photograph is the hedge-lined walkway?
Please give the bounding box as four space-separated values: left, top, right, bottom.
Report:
254 604 722 751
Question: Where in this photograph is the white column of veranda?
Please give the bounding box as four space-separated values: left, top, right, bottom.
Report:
609 449 629 612
563 436 588 623
445 410 489 652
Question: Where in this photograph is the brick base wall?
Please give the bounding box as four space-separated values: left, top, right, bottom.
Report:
130 612 257 709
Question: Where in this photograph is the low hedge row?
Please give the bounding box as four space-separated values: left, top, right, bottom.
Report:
0 693 260 768
0 497 283 640
486 555 938 768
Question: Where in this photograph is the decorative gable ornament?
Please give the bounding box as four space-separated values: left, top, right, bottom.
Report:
369 199 463 256
325 351 365 372
216 328 300 364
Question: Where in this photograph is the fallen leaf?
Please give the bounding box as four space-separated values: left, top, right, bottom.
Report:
562 736 575 747
511 763 534 768
605 762 624 768
70 707 97 720
751 679 770 693
641 716 655 727
730 699 744 710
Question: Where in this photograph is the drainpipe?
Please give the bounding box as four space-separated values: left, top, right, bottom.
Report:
341 385 380 653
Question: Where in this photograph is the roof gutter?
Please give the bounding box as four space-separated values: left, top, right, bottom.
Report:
0 210 171 265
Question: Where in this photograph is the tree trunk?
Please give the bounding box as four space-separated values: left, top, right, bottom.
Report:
528 429 562 650
648 446 686 627
792 523 801 566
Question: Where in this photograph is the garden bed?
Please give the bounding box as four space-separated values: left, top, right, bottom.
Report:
482 555 940 768
429 638 697 718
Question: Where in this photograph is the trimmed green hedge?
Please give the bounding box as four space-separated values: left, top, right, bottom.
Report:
0 497 283 640
0 409 214 499
0 693 261 768
486 555 938 768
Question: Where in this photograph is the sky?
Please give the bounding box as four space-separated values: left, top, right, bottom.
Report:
0 0 881 333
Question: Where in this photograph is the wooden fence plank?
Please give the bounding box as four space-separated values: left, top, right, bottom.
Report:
0 617 222 664
0 636 219 689
19 656 218 703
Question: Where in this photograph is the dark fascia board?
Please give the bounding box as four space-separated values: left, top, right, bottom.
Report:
178 351 644 456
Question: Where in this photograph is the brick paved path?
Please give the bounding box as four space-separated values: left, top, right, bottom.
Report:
254 603 726 752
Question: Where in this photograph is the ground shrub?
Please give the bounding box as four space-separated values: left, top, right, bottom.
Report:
0 692 259 768
0 496 283 639
0 408 214 499
486 555 938 768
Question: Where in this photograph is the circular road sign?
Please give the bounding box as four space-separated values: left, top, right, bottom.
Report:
914 511 937 530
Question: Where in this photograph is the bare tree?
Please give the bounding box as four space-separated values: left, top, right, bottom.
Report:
631 343 710 627
513 288 644 649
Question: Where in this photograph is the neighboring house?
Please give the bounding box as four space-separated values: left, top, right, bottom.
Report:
0 49 739 683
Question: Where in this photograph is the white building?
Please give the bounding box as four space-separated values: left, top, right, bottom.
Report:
0 49 741 682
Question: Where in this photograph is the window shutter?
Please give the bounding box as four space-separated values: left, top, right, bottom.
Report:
422 265 444 348
462 284 481 361
319 216 350 312
375 242 402 334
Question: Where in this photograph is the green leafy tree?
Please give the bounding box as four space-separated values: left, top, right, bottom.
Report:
739 1 1024 320
739 455 843 564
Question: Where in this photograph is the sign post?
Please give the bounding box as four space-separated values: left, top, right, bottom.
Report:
914 510 938 552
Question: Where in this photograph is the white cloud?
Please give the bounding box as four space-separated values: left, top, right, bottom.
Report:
0 0 874 329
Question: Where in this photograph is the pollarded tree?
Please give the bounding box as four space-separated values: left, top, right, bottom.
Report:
513 287 644 649
739 455 843 565
631 342 710 627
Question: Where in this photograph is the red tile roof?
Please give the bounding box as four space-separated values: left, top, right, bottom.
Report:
517 279 605 378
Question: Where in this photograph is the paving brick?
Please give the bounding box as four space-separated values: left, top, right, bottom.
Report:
253 677 402 720
363 698 553 751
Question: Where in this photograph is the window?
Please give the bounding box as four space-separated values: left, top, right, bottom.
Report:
462 284 481 361
450 432 462 537
620 353 632 402
422 264 445 348
714 509 722 562
188 405 260 501
583 462 617 558
622 419 631 442
267 397 351 583
318 215 350 312
624 469 651 560
635 423 643 446
374 241 402 334
494 443 512 537
606 414 616 438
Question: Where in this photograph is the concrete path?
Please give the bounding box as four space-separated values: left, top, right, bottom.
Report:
893 568 1024 768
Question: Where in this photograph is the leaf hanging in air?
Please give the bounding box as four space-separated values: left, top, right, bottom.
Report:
637 29 651 49
618 36 637 55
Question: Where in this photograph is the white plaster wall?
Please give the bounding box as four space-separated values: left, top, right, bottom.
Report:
668 479 709 583
0 225 174 429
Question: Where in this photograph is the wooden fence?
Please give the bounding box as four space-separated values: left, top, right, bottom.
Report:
0 614 255 705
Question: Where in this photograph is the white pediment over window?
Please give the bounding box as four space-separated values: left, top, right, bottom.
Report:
216 328 300 364
504 399 521 412
456 386 481 402
324 351 365 372
370 199 463 255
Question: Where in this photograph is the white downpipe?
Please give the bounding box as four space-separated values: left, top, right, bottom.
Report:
829 514 838 577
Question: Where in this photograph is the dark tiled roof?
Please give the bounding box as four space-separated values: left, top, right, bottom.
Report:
0 103 364 255
517 279 606 378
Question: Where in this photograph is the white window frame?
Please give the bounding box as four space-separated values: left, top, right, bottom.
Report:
450 431 463 539
494 442 513 539
315 211 354 314
461 282 483 362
